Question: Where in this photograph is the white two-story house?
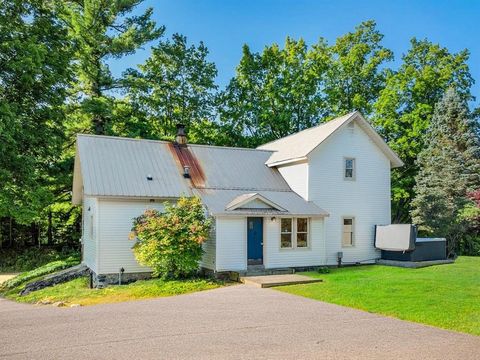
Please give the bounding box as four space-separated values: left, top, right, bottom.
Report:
72 111 403 283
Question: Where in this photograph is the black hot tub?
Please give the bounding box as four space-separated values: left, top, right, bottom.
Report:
381 238 447 262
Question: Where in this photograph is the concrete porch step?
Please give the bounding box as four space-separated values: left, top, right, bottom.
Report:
227 267 295 282
241 274 323 288
244 266 294 277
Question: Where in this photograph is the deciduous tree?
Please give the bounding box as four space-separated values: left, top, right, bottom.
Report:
323 20 393 116
0 0 71 231
124 34 218 141
219 38 329 147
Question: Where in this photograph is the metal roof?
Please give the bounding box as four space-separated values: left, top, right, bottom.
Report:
73 133 338 216
258 111 404 168
188 144 291 191
195 189 328 217
73 134 291 202
73 135 192 202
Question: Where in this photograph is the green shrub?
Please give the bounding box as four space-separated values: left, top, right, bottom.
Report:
457 235 480 256
317 267 330 274
131 196 212 279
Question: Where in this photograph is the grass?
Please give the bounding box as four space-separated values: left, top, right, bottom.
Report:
278 256 480 336
1 254 80 289
2 276 223 306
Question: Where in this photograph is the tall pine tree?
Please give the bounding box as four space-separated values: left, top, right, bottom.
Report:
411 88 480 255
62 0 164 135
374 39 473 222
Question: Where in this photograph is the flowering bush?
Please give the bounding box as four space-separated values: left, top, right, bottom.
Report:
131 196 212 279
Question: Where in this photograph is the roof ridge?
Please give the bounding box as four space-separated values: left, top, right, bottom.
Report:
77 133 275 153
196 187 293 192
257 111 357 149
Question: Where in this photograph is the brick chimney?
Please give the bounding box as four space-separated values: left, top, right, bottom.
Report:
175 124 187 146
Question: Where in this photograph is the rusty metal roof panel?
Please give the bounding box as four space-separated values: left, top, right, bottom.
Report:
76 135 192 198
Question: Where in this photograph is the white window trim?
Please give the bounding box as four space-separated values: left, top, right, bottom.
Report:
280 218 293 249
344 157 356 181
280 217 310 250
341 216 355 247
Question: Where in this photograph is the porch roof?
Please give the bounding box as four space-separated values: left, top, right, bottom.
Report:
194 189 328 217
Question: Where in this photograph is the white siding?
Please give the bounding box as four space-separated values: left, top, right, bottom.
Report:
97 199 166 274
264 217 325 268
308 123 391 265
200 219 216 270
277 161 309 199
215 217 247 271
82 196 98 272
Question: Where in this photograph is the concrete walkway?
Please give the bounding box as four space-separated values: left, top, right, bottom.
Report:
1 285 479 359
241 274 322 287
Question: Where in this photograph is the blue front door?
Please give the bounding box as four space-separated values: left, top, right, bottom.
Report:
247 217 263 263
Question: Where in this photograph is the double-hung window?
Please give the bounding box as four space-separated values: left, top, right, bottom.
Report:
296 218 308 248
281 218 293 248
344 158 355 180
280 218 309 249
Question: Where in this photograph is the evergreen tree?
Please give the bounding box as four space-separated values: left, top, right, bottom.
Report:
374 39 473 222
411 89 480 255
62 0 164 135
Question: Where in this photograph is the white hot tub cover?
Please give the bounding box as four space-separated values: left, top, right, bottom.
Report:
375 224 416 251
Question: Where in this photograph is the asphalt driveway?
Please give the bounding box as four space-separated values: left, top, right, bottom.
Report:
1 284 479 359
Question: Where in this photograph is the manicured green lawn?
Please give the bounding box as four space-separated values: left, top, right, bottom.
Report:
3 276 222 306
278 256 480 336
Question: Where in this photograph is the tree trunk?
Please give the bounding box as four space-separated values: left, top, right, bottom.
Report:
9 217 13 248
31 223 40 247
47 210 53 245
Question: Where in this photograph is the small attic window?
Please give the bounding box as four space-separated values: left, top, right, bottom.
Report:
146 174 153 181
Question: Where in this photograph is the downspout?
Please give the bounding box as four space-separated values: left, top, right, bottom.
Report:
322 218 327 265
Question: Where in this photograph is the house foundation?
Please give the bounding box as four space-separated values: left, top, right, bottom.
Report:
91 271 152 288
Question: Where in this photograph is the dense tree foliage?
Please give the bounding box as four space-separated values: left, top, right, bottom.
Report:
411 89 480 255
0 2 478 252
324 20 393 116
219 38 328 147
374 39 474 222
62 0 164 136
219 21 393 147
0 0 72 246
123 33 218 141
